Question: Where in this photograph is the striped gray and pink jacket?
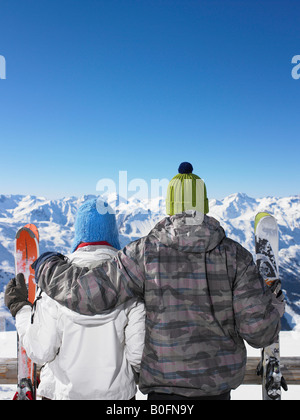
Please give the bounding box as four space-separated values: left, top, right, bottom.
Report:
37 211 280 397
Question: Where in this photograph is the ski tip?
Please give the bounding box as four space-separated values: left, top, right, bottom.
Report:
254 212 273 233
24 224 39 242
16 224 39 242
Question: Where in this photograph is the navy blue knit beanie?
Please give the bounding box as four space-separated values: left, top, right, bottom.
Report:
71 198 121 252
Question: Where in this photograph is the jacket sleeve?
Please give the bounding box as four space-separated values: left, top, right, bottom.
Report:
124 301 146 373
37 239 146 316
16 292 62 365
233 244 281 348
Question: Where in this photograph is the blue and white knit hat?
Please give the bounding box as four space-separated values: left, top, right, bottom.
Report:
71 198 121 252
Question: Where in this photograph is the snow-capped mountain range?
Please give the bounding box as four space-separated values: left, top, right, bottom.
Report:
0 192 299 331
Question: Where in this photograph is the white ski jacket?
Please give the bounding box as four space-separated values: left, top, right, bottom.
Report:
16 245 146 400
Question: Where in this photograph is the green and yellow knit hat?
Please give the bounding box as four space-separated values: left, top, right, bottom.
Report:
166 162 209 216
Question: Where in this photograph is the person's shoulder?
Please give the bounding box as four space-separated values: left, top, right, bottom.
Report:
121 235 149 257
221 236 253 261
36 290 61 318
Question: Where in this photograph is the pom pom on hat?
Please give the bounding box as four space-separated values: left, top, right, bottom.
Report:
178 162 193 174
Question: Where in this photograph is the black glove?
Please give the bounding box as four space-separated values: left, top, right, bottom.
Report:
4 273 32 318
270 279 285 318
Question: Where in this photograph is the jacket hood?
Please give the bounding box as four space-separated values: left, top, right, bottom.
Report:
150 211 225 253
62 244 125 326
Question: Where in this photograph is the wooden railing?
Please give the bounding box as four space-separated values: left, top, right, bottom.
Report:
1 357 300 385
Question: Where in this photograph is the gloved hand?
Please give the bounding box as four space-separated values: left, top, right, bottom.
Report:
270 280 286 318
272 290 285 318
4 273 32 318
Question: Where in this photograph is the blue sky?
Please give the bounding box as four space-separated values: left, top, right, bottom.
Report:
0 0 299 200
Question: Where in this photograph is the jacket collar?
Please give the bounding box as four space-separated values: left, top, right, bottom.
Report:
75 241 112 251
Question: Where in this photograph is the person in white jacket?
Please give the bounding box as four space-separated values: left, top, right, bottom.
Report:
9 198 146 400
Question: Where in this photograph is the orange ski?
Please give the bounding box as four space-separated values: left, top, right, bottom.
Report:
15 224 39 400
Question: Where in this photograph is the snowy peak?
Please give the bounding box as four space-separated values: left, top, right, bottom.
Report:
214 193 257 219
